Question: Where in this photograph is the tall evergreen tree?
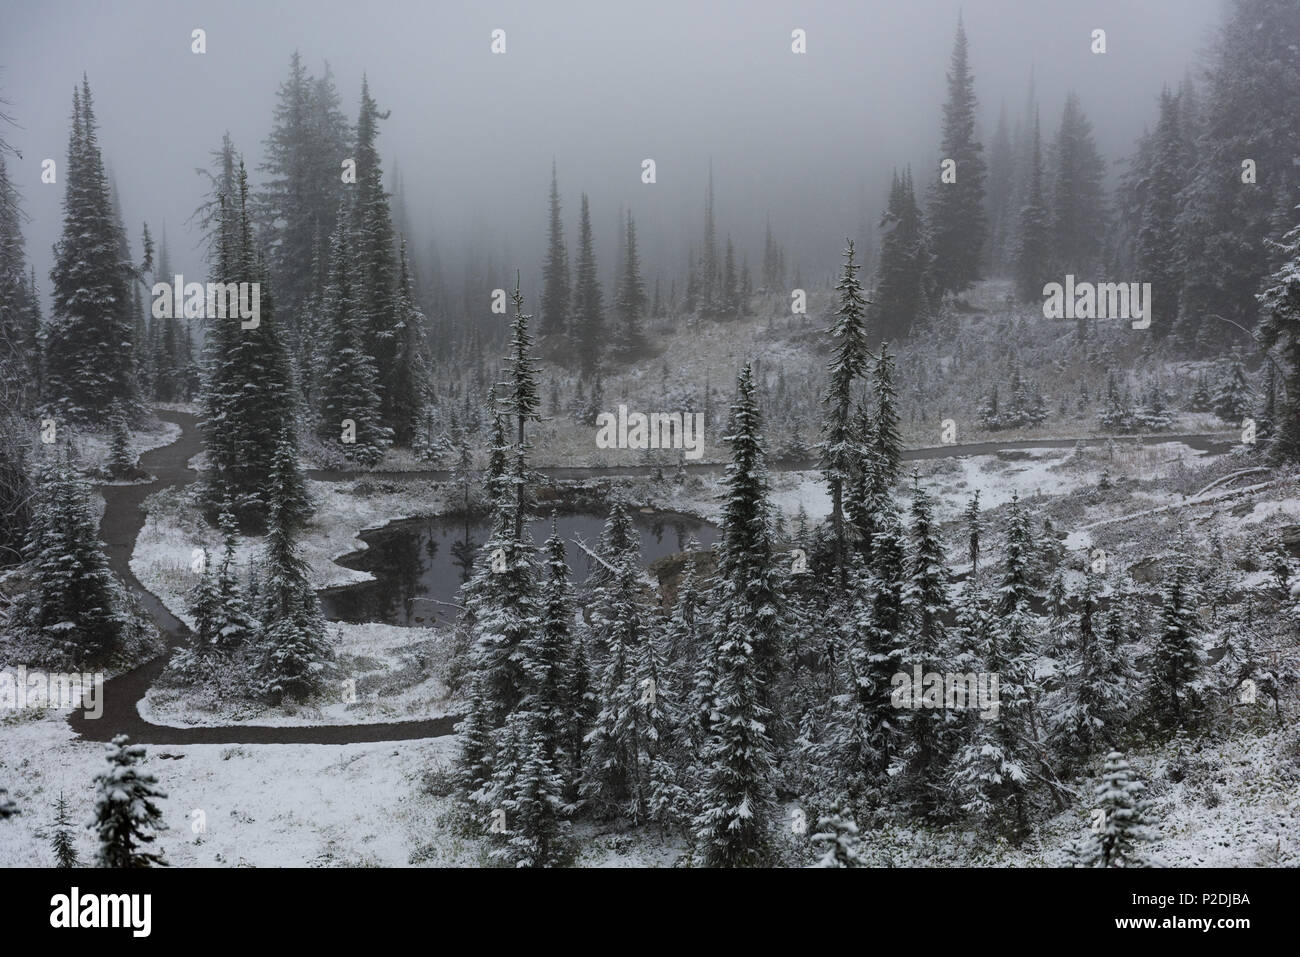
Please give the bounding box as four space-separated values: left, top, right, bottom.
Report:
1014 107 1051 301
258 52 351 333
949 601 1035 840
0 153 40 405
986 101 1015 275
964 491 983 575
1048 93 1108 277
1257 198 1300 462
694 365 781 867
44 77 137 421
503 277 541 542
1051 573 1133 768
1212 350 1254 425
871 342 902 485
819 241 873 586
614 210 648 359
872 169 928 342
998 492 1039 617
490 709 566 867
837 508 907 785
540 161 570 342
1178 0 1300 339
1138 88 1187 343
255 429 334 702
198 158 309 529
571 194 604 374
582 507 662 823
536 521 583 794
900 479 957 814
350 76 406 435
1149 561 1204 730
388 240 430 445
317 212 390 465
927 17 988 295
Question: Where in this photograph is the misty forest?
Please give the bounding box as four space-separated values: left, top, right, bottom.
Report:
1 0 1299 869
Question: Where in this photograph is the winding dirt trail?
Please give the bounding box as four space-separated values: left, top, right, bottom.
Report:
67 410 1235 746
69 410 459 745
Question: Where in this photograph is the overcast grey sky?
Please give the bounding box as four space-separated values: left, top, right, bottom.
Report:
2 0 1223 301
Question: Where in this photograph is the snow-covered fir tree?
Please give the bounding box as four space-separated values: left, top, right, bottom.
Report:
1050 572 1132 770
1068 752 1158 867
927 16 987 295
1014 107 1050 301
613 209 648 360
820 240 873 585
571 193 604 375
539 161 570 343
582 501 662 823
1148 560 1204 732
809 807 867 867
997 492 1039 617
489 711 567 867
316 210 391 465
43 77 137 423
693 364 781 867
872 169 928 342
197 158 309 529
255 430 335 702
1257 199 1300 462
0 153 42 405
1212 350 1253 425
948 600 1036 840
871 343 903 486
104 401 137 479
535 520 582 796
91 735 167 868
898 477 958 815
11 451 129 667
171 503 256 690
49 792 80 867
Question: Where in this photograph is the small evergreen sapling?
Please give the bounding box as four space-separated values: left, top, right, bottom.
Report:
49 792 80 866
1069 752 1158 867
809 808 867 867
91 735 167 868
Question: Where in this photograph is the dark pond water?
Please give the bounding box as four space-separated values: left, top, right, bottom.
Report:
319 511 720 626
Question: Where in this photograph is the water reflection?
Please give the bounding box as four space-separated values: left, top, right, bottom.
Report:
319 511 718 626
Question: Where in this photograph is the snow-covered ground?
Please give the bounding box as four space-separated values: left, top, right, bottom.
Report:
3 704 1291 867
71 417 182 475
139 620 460 728
0 712 470 867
